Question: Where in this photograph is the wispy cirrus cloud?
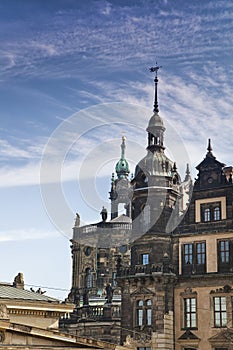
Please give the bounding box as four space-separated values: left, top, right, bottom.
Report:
0 0 232 80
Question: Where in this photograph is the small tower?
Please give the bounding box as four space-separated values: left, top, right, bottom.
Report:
109 135 132 219
118 65 181 349
132 64 181 237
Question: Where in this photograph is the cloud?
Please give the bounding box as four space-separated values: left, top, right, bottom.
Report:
0 1 232 80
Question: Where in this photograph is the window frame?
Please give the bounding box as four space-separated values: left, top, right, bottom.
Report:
201 202 222 223
218 239 233 272
141 253 149 265
184 297 197 329
136 299 152 327
213 296 227 328
182 241 206 275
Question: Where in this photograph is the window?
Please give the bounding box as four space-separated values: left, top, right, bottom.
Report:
137 300 143 326
196 242 206 265
85 268 93 288
137 348 151 350
184 298 197 328
142 253 149 265
184 244 193 264
214 206 221 221
182 242 206 275
219 240 230 263
214 296 227 327
204 208 211 222
218 239 233 272
136 299 152 327
201 202 222 222
146 300 152 326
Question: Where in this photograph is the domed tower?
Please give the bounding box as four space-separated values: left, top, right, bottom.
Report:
109 135 132 219
117 65 182 348
132 65 181 240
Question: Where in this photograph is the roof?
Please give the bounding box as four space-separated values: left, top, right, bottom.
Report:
0 284 59 303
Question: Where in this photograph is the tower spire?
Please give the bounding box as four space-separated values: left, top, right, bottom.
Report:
207 138 213 153
115 135 130 179
150 62 162 113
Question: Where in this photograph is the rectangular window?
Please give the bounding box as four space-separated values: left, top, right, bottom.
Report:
220 240 230 263
182 242 206 275
214 296 227 327
146 308 152 325
218 240 233 272
184 298 197 328
184 244 193 264
142 253 149 265
196 242 206 265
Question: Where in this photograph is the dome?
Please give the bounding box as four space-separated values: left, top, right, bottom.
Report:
115 157 130 178
115 136 130 179
135 151 173 178
146 112 165 134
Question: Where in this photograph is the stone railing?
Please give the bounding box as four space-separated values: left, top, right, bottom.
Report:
117 263 175 277
61 304 121 324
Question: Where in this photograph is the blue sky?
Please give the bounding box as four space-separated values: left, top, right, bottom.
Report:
0 0 233 299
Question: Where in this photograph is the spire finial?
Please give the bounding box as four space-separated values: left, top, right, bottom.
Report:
150 62 162 113
207 138 213 153
121 132 126 159
185 163 191 181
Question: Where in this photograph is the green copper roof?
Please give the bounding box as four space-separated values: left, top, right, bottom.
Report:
115 136 130 179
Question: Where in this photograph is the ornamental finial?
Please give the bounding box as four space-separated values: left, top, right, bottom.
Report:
150 62 162 113
207 138 213 153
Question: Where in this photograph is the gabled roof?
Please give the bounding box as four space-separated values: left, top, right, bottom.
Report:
0 284 59 303
196 139 225 171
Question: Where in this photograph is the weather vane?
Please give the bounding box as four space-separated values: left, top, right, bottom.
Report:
149 62 162 77
149 62 162 113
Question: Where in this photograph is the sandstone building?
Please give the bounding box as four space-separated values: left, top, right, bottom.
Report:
63 66 233 350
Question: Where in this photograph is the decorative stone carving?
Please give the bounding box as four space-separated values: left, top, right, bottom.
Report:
0 304 9 320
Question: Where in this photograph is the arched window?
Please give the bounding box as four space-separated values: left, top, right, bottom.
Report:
85 268 93 289
204 208 210 222
214 206 221 221
137 300 143 326
136 300 152 327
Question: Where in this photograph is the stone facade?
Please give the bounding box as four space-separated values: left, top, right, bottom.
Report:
65 69 233 350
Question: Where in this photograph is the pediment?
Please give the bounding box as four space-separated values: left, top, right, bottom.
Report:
209 328 233 343
178 330 199 340
130 286 154 297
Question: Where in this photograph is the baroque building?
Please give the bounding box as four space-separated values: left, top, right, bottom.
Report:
62 66 233 350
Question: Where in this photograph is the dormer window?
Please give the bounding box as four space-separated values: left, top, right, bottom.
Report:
195 197 226 223
200 202 222 222
204 208 210 222
214 206 221 221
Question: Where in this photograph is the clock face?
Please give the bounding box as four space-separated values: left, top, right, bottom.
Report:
84 246 92 256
